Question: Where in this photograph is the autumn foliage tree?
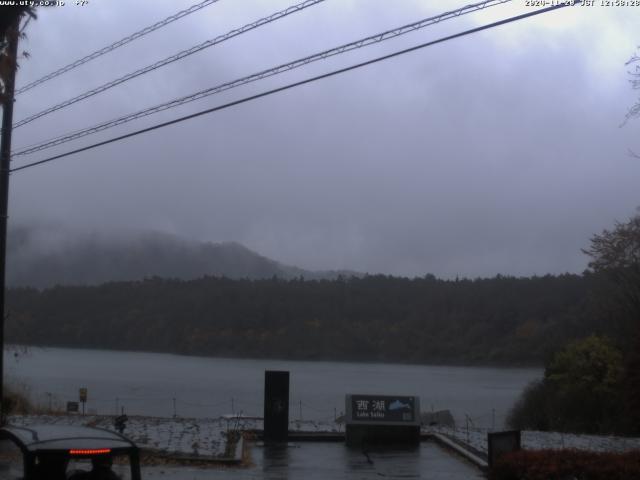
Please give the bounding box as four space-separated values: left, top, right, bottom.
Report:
583 210 640 431
546 335 623 433
583 210 640 322
508 211 640 434
625 50 640 124
507 335 624 434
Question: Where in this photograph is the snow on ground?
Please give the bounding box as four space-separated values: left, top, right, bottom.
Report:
8 414 231 457
12 414 638 462
239 418 343 433
426 426 640 454
7 414 342 459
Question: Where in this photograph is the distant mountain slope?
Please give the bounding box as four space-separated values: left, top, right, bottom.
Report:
6 225 356 288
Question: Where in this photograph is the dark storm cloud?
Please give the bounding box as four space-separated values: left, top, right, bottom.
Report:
7 0 640 277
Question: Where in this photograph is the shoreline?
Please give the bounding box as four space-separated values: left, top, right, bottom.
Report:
4 343 545 370
8 413 640 463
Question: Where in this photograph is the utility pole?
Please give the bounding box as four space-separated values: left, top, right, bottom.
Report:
0 18 20 424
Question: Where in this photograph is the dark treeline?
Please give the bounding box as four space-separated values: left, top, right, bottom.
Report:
4 273 614 365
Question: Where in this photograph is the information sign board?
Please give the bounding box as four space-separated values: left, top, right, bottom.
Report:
348 394 418 423
345 394 420 446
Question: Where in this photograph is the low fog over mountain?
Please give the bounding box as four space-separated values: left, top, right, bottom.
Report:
7 225 356 288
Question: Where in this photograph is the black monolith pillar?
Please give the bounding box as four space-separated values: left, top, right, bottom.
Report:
264 370 289 442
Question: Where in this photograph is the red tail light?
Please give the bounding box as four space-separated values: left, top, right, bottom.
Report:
69 449 111 455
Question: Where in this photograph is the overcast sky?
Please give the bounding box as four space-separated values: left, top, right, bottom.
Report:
6 0 640 278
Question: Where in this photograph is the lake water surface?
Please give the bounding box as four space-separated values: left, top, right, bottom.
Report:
5 346 541 428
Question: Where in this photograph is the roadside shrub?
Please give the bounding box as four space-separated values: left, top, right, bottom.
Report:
507 336 626 434
2 384 33 416
489 449 640 480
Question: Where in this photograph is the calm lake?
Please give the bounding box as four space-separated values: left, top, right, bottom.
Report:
4 346 541 428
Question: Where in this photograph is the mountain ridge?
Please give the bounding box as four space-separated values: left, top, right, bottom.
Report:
6 225 359 288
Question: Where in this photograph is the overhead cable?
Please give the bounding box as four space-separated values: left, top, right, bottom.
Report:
13 0 512 157
15 0 221 95
13 0 327 128
10 1 580 173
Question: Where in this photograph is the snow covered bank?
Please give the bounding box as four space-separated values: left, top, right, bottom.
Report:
8 414 236 459
427 426 640 455
6 413 342 461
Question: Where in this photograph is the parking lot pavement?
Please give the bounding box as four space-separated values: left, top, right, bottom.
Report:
140 441 484 479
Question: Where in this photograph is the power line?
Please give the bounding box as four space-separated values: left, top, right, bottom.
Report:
12 0 327 129
15 0 221 95
13 0 512 158
10 1 580 173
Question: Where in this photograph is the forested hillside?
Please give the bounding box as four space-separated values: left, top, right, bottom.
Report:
5 273 610 365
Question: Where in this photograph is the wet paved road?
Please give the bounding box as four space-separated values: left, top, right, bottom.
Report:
141 441 484 479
